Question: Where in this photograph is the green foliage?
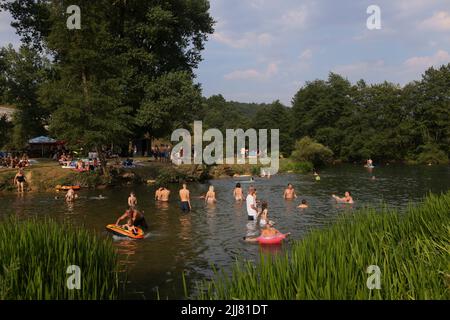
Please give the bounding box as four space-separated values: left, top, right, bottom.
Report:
195 192 450 300
136 71 203 138
416 143 449 165
291 67 450 162
0 45 50 148
252 100 294 156
291 136 333 166
0 218 120 299
279 159 314 174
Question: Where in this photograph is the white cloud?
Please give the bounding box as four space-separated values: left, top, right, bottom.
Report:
212 31 273 48
332 60 385 76
299 49 312 60
404 50 450 71
419 11 450 31
279 6 308 30
224 62 278 81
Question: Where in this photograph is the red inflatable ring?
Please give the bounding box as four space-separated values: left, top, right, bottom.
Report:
256 233 286 245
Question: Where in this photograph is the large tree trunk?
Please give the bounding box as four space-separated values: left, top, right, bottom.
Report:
96 146 109 177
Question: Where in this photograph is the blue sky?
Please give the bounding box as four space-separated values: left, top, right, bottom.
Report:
1 0 450 105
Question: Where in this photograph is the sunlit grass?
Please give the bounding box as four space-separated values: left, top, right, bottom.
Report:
196 192 450 300
0 218 120 299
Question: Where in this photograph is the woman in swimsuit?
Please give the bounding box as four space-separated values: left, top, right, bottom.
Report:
233 183 244 201
205 185 217 204
14 169 26 193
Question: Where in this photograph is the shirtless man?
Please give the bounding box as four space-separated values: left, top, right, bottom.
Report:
128 192 137 207
332 192 354 204
115 207 148 230
155 187 163 201
233 183 244 201
159 187 170 202
179 183 191 212
283 183 297 200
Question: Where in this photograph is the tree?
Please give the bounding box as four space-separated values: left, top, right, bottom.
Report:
291 136 333 167
251 100 294 156
0 45 50 148
136 71 203 139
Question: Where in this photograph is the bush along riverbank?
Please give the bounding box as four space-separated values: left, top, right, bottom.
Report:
194 192 450 300
0 218 120 299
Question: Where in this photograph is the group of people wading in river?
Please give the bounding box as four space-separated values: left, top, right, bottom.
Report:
111 176 354 240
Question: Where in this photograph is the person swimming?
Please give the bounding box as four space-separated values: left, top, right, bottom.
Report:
332 192 354 204
298 199 308 208
65 188 76 202
233 183 244 201
243 224 290 242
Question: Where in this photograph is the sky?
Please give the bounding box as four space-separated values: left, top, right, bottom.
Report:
1 0 450 105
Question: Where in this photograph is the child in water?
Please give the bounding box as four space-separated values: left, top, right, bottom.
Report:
258 201 273 227
243 225 290 242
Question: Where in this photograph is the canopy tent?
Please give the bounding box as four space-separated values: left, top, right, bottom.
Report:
28 136 57 144
28 136 58 157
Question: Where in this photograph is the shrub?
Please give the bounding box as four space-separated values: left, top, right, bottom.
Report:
291 137 333 167
416 143 449 165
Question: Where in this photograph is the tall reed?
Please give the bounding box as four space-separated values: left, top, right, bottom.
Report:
196 192 450 300
0 218 120 299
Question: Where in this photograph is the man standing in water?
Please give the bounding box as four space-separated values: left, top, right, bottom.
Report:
246 187 258 220
128 192 137 207
283 183 297 200
159 186 170 202
179 183 191 212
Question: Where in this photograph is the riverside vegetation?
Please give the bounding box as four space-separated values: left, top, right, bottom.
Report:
195 192 450 300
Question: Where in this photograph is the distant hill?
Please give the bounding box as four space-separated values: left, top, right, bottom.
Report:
227 101 270 118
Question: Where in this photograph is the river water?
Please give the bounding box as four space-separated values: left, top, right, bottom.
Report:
1 164 449 299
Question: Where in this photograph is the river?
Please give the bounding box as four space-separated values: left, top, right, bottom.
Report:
1 164 449 299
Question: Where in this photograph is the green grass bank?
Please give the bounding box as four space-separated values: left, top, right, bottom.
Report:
196 192 450 300
0 218 120 299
